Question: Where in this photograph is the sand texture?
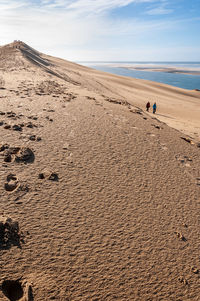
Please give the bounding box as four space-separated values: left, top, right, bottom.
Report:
0 41 200 300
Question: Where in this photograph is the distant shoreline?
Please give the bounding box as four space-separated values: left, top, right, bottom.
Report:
121 66 200 76
79 62 200 76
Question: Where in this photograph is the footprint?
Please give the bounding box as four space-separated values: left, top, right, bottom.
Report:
1 146 34 164
3 147 20 163
1 280 23 301
26 122 37 128
0 216 23 249
12 124 23 132
4 174 19 192
15 148 35 163
1 280 33 301
38 171 59 181
6 111 16 119
28 135 41 142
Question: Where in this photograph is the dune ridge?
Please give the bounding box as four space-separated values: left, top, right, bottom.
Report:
0 42 200 300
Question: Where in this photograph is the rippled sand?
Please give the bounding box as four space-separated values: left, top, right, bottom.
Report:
0 41 200 300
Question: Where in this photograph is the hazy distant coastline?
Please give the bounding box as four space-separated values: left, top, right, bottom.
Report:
79 62 200 75
118 65 200 76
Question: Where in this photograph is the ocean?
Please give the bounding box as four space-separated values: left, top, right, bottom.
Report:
78 62 200 90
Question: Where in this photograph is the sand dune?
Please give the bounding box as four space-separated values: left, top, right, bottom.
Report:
0 41 200 300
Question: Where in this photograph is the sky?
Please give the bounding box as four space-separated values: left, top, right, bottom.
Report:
0 0 200 61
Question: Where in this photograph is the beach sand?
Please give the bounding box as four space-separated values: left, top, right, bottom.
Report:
0 41 200 300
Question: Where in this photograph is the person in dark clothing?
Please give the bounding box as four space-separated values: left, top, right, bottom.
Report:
146 101 150 112
153 102 157 114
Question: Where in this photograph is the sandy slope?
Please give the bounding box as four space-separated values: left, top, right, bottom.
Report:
0 41 200 300
47 56 200 141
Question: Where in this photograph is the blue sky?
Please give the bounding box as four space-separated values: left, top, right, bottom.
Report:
0 0 200 61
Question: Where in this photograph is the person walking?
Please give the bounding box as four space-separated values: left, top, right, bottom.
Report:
146 101 150 112
153 102 157 114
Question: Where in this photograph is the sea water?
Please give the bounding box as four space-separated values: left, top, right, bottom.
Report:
79 62 200 90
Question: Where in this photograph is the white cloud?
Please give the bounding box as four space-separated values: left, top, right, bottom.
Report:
67 0 138 14
0 0 198 60
0 1 27 11
147 6 173 15
0 0 157 13
0 0 166 45
146 0 173 15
